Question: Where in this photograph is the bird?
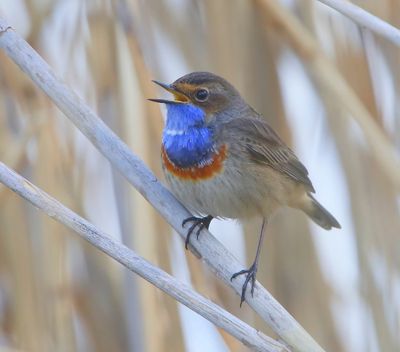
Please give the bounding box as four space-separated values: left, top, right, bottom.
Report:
149 71 340 305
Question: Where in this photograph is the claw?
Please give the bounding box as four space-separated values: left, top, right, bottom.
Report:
230 263 258 307
182 215 213 249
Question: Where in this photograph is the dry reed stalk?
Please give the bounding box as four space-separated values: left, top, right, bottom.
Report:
324 105 399 351
0 15 52 351
85 14 147 351
325 21 400 350
312 1 399 349
81 15 133 352
0 192 49 352
114 20 167 352
33 118 76 352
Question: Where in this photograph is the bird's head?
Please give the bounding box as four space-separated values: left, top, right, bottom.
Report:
149 71 242 117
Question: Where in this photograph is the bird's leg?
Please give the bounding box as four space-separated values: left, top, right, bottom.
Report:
231 218 268 306
182 215 213 249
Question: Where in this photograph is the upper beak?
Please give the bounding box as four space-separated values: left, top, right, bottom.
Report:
148 80 189 104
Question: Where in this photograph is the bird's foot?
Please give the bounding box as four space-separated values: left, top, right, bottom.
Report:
230 262 258 307
182 215 213 249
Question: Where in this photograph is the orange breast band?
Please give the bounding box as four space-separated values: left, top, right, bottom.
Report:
162 145 227 181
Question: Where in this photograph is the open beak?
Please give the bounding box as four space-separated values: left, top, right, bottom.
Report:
149 80 189 104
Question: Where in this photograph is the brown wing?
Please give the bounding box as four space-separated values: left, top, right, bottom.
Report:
224 117 315 192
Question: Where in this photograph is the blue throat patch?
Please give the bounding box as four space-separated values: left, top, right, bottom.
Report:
162 103 214 168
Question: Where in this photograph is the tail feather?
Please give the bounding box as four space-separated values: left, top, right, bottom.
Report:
302 194 341 230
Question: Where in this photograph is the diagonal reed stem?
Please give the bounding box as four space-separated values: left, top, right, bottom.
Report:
0 162 288 352
317 0 400 46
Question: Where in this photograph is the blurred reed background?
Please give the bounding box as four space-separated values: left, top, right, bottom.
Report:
0 0 399 351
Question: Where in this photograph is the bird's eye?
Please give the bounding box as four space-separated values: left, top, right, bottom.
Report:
194 88 209 102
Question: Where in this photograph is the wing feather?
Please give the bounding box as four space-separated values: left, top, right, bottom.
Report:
223 117 315 192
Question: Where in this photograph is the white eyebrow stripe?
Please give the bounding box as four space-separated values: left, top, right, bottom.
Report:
165 129 186 136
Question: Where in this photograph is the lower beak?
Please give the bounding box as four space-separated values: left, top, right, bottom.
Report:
148 98 182 104
149 80 189 104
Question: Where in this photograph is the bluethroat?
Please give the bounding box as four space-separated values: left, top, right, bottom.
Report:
150 72 340 305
